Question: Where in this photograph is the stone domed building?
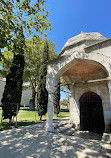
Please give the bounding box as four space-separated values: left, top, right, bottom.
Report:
46 32 111 133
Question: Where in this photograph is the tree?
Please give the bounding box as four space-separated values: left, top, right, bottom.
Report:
0 0 51 122
1 28 25 123
23 36 57 109
0 47 14 78
0 35 58 109
60 99 69 109
0 0 51 49
37 41 49 120
53 81 60 117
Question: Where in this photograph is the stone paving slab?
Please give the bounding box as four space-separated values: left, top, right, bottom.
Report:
0 120 111 158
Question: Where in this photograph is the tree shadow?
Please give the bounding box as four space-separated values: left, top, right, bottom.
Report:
60 109 69 112
19 108 35 111
0 121 110 158
0 121 37 131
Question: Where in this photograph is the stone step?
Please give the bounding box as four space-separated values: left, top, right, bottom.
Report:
56 127 103 141
54 120 105 141
54 120 71 130
72 131 103 140
59 127 76 135
54 121 77 136
102 133 111 143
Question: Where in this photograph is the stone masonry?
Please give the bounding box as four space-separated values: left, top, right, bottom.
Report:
46 32 111 133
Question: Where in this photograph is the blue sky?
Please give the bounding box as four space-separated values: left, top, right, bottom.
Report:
45 0 111 54
44 0 111 100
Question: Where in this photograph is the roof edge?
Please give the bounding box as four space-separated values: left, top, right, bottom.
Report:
85 38 111 52
59 39 104 56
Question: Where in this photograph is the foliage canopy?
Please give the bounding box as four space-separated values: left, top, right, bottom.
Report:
0 0 51 52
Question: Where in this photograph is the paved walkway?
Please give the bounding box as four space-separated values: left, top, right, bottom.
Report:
0 120 111 158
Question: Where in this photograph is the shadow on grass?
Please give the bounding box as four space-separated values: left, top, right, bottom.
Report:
0 109 69 131
19 108 69 112
0 121 38 131
0 123 13 131
54 116 67 118
0 119 50 131
16 121 37 127
19 108 35 111
60 109 69 112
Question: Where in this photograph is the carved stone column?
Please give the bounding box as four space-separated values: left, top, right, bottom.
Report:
105 80 111 132
108 80 111 108
46 81 56 132
69 85 80 127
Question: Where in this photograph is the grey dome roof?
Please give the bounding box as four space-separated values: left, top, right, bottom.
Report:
60 32 106 55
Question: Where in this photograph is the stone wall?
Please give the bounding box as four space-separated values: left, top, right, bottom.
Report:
21 88 32 106
69 81 111 132
0 79 5 105
0 78 32 106
46 32 111 132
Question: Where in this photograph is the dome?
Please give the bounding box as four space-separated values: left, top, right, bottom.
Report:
60 32 106 55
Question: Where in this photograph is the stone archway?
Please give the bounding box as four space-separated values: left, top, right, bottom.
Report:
79 92 105 134
46 33 111 132
46 58 109 132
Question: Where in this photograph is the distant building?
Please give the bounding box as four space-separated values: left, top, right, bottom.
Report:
21 88 32 107
0 77 32 106
0 78 6 105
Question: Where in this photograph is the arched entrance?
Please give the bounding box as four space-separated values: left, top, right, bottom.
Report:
79 92 105 134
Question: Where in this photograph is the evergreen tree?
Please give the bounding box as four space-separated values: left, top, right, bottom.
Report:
0 0 51 122
37 41 49 120
1 29 25 123
53 81 60 116
1 36 57 110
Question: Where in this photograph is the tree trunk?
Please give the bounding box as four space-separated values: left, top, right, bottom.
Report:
29 88 36 110
1 29 25 121
1 54 25 120
40 115 42 121
9 119 12 126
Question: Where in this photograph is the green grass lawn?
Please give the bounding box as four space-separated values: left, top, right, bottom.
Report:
0 108 69 131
